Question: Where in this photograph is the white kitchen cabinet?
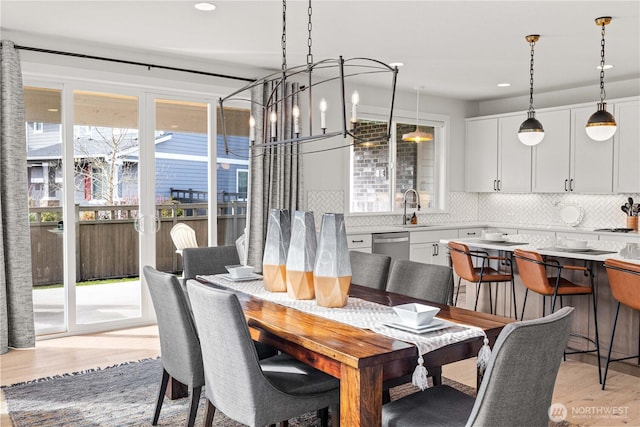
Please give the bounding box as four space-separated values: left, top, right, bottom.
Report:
532 109 572 192
613 99 640 193
410 229 458 266
571 105 614 193
532 106 614 193
466 115 531 192
465 118 498 192
347 233 372 253
497 114 532 192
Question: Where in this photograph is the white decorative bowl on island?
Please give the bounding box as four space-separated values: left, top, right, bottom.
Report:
393 303 440 327
484 232 505 241
565 239 588 249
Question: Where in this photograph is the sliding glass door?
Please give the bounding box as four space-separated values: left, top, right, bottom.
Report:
71 89 142 326
25 80 249 337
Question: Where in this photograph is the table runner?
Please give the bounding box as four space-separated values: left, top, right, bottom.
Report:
196 274 485 357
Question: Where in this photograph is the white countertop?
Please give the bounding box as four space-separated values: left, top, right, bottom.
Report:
346 221 640 239
442 236 640 265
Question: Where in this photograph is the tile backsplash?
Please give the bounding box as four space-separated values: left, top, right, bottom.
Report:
307 190 640 230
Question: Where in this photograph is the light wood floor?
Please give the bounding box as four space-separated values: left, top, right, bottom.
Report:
1 324 638 427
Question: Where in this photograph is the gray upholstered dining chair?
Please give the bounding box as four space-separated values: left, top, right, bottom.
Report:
385 259 453 304
181 246 277 360
382 306 574 427
187 280 340 427
143 265 204 427
382 259 453 398
182 245 240 280
349 250 392 290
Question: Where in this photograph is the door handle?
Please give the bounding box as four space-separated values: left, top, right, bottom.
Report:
433 243 439 256
497 180 501 191
564 179 569 192
153 215 161 233
493 180 497 191
570 179 574 192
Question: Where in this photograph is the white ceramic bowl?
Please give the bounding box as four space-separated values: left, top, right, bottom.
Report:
392 303 440 327
484 232 505 241
225 264 255 279
565 239 588 249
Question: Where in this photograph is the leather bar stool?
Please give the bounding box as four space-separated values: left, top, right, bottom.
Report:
448 241 518 319
514 248 602 384
602 258 640 390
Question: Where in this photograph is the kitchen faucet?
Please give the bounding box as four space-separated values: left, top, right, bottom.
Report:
402 188 421 225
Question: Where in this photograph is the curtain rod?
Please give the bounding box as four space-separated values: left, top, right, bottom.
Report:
10 44 255 83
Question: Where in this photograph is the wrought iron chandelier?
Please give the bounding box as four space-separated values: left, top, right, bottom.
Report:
219 0 399 156
518 34 544 146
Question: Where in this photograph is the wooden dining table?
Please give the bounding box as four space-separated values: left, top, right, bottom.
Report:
191 278 513 427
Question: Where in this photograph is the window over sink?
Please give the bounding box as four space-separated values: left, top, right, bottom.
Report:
349 109 448 214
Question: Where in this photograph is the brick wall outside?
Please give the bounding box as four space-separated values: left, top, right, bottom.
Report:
351 120 435 212
351 120 390 212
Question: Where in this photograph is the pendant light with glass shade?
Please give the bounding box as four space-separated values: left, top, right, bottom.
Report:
402 87 433 142
586 16 617 141
518 34 544 146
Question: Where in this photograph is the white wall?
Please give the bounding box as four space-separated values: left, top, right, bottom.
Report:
301 79 476 202
478 78 640 116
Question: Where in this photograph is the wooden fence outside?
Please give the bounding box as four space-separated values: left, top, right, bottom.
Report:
29 201 246 286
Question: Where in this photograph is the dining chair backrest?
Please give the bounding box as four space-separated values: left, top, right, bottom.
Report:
182 246 240 280
170 223 198 255
349 250 392 290
513 249 554 295
187 281 337 426
448 241 476 282
143 266 204 388
467 306 573 426
604 258 640 311
386 259 452 304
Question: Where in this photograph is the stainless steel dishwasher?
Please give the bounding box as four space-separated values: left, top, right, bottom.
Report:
371 232 410 263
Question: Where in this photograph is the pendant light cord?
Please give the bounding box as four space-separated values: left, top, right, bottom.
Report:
528 39 536 113
307 0 313 65
415 88 420 128
599 21 607 104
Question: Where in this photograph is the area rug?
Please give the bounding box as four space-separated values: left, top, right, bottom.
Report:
3 357 476 426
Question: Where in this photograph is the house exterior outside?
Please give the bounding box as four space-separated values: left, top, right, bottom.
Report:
26 123 249 207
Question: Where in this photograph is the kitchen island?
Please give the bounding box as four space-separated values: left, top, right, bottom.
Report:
444 233 639 374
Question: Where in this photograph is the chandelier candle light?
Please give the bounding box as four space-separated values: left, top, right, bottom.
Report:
586 16 617 142
218 0 399 156
518 34 544 146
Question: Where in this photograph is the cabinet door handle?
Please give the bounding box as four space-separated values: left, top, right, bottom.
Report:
466 231 477 236
493 180 497 191
497 180 502 191
564 179 569 192
434 244 439 256
570 179 574 192
351 239 364 243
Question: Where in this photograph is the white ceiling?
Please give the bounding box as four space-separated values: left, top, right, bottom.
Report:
1 0 639 101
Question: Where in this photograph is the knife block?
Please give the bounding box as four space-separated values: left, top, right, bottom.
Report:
626 216 638 231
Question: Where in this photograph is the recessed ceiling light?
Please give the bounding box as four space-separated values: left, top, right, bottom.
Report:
388 62 404 68
194 2 216 11
597 64 614 70
497 83 511 87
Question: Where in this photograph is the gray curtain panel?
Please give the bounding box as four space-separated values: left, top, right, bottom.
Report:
246 81 304 271
0 40 36 354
